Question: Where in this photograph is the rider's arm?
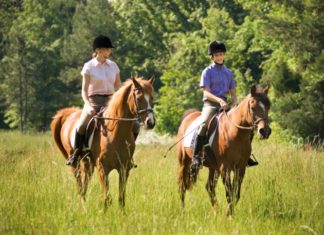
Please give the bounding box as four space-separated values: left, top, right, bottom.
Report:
82 74 96 115
203 87 228 109
114 72 122 90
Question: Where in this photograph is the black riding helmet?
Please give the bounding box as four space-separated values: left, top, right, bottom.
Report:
93 35 114 51
208 41 226 55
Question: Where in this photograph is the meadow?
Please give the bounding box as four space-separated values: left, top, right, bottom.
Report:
0 131 323 235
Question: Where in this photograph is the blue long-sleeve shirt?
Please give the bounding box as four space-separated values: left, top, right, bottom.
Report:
200 63 236 101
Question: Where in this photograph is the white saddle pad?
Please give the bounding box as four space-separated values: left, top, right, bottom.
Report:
183 115 204 148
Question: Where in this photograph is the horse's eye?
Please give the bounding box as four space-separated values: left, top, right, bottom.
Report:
135 89 143 95
250 99 257 108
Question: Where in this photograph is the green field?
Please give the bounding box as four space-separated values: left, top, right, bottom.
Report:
0 131 323 235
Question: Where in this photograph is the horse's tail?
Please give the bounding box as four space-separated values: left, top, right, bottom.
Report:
181 108 199 122
50 107 79 159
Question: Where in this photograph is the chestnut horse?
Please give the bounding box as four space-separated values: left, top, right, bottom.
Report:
51 77 155 207
176 84 271 215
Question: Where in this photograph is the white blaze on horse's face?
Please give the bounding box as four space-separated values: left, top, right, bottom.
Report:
255 100 271 139
259 102 266 113
143 93 155 129
249 84 271 139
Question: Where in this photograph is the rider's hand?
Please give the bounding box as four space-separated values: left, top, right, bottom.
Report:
87 105 96 116
219 100 228 111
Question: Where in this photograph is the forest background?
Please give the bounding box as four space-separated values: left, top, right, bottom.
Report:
0 0 323 144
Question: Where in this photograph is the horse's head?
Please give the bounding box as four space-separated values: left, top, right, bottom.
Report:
130 77 156 129
249 84 271 139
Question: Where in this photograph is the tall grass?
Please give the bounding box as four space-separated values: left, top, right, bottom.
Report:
0 131 323 234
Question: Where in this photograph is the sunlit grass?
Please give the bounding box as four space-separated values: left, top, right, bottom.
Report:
0 131 323 234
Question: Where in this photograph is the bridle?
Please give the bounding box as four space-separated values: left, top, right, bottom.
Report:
93 87 153 122
224 98 269 131
132 87 154 121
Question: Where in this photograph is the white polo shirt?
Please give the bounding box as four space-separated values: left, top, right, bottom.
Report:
81 57 120 96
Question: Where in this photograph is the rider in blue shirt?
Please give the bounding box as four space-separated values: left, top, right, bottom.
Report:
190 41 258 178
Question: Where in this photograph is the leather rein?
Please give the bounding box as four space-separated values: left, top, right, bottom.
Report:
224 100 268 131
94 87 153 122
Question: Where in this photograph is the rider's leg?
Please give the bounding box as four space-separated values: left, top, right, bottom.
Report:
190 103 218 177
66 105 92 166
66 130 85 166
191 123 208 167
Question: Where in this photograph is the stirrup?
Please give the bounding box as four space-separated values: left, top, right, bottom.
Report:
247 154 259 167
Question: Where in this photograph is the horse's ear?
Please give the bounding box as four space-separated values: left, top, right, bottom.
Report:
250 85 257 97
148 76 155 85
263 84 270 95
132 77 142 89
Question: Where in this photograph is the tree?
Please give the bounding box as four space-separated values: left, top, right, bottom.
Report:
240 0 324 140
155 33 207 134
1 0 75 131
0 0 23 128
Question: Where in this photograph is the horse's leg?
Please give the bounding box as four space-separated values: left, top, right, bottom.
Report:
233 168 246 205
222 170 234 216
178 154 191 208
205 168 219 209
79 156 94 201
73 165 83 199
178 164 186 208
178 164 187 208
97 159 112 208
118 166 130 208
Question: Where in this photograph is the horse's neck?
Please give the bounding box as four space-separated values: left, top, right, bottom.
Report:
104 85 135 131
228 97 252 126
222 97 252 139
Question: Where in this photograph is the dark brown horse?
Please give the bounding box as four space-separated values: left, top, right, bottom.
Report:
51 77 155 207
176 84 271 215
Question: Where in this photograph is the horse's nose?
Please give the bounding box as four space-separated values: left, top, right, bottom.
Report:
144 116 155 129
258 127 271 139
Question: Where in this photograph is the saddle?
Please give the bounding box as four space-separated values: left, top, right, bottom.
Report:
84 107 107 149
191 112 220 166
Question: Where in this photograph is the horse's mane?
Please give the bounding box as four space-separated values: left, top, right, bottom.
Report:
104 79 133 120
103 77 149 129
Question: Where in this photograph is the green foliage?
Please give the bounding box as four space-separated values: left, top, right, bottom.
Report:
112 0 210 89
1 0 76 131
155 34 207 134
250 0 324 139
0 0 323 141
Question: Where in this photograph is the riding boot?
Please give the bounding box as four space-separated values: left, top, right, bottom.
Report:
247 157 258 167
190 135 206 180
66 131 85 166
